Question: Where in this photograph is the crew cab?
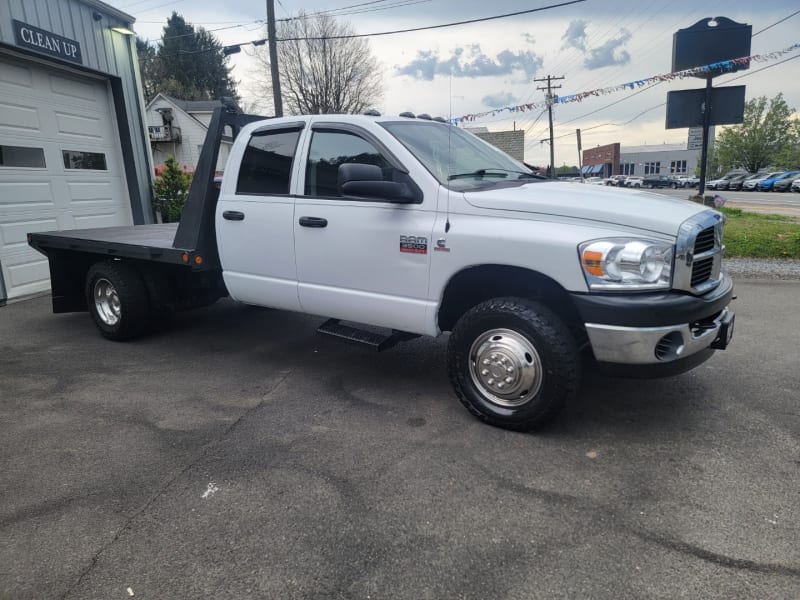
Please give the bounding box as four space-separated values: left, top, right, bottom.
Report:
28 107 735 431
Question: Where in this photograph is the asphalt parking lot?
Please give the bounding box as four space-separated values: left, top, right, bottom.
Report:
1 280 799 599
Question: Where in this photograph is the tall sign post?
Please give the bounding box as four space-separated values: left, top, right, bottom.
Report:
666 17 751 196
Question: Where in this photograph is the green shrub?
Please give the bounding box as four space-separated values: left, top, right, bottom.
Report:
153 156 191 223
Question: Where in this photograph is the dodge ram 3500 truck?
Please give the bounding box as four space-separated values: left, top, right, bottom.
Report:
29 106 735 431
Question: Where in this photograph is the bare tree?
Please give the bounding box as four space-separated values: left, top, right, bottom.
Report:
252 12 383 115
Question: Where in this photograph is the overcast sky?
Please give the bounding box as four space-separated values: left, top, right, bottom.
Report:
124 0 800 166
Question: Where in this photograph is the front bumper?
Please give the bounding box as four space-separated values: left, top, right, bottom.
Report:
572 272 735 366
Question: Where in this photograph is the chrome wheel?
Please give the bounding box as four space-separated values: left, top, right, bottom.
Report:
468 328 543 408
93 278 121 326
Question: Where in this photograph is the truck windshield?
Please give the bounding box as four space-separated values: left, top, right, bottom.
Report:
380 121 541 189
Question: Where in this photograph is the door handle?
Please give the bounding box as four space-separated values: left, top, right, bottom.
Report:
222 211 245 221
299 216 328 228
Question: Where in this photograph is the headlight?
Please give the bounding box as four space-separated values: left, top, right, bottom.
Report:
579 238 673 291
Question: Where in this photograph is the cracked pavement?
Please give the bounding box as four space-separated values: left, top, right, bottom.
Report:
1 281 798 599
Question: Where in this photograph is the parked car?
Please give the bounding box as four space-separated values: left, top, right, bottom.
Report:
772 172 800 192
743 171 783 191
708 171 749 190
718 173 750 191
605 175 628 187
642 175 675 189
624 176 643 188
583 176 605 185
672 175 699 189
730 173 762 191
759 170 799 191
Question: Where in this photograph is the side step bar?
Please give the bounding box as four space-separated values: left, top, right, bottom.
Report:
316 319 419 352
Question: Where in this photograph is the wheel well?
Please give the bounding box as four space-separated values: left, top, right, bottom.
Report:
45 252 227 314
437 265 584 335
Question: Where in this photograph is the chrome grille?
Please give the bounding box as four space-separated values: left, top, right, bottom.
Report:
691 257 714 286
673 211 725 295
694 226 716 254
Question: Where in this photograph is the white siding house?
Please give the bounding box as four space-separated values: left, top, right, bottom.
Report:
145 93 231 174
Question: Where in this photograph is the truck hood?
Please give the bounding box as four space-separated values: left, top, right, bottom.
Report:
463 181 706 236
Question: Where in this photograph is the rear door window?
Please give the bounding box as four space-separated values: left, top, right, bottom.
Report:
236 129 301 195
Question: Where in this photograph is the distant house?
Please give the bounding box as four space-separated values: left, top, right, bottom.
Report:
145 94 232 174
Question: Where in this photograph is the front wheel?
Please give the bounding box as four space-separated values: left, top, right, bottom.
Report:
447 298 580 431
85 261 151 340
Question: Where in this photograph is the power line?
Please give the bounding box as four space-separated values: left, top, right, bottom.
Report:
276 0 392 21
546 10 800 130
276 0 586 41
551 54 800 143
547 82 662 131
722 52 800 83
752 8 800 37
139 0 586 60
157 21 264 42
131 0 187 15
276 0 431 22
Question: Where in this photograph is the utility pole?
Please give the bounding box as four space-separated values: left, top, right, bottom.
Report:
266 0 283 117
534 75 564 179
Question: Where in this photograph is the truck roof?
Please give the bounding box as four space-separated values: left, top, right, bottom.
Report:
243 113 449 131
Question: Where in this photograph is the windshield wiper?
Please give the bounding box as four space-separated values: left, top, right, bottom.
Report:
447 168 538 181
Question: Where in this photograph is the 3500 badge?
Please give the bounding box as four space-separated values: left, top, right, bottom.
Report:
399 235 428 254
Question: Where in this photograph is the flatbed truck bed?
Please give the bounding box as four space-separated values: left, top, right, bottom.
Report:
28 223 183 264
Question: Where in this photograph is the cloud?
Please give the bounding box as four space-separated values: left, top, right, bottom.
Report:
561 20 588 51
482 92 517 108
584 30 632 69
395 44 543 80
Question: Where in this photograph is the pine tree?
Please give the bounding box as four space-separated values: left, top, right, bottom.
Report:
159 13 238 102
135 13 239 103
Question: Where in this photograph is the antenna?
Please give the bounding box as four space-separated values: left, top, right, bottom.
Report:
445 72 452 233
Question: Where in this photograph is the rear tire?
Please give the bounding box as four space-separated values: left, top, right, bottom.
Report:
85 261 151 341
447 298 580 431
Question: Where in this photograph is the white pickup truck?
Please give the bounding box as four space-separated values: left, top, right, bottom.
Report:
29 106 735 431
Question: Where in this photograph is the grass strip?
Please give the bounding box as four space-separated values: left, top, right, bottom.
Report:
719 207 800 259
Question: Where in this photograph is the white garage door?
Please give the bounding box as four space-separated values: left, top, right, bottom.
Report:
0 52 132 300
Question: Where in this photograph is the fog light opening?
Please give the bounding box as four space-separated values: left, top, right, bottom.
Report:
655 331 685 361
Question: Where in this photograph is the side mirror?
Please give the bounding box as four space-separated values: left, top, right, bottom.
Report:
338 163 415 203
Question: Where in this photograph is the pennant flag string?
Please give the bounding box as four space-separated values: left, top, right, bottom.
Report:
450 42 800 125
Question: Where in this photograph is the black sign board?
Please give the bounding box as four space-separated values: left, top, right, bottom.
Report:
672 17 750 77
13 20 82 65
665 86 746 129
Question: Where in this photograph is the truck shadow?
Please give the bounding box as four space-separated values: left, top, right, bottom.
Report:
158 300 706 439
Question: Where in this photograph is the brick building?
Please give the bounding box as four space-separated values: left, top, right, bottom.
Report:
582 143 620 178
465 127 525 162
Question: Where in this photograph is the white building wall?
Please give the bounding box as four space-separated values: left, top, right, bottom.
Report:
619 147 701 176
0 0 154 224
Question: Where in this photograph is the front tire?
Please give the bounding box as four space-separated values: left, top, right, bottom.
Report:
447 298 580 431
85 261 151 341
